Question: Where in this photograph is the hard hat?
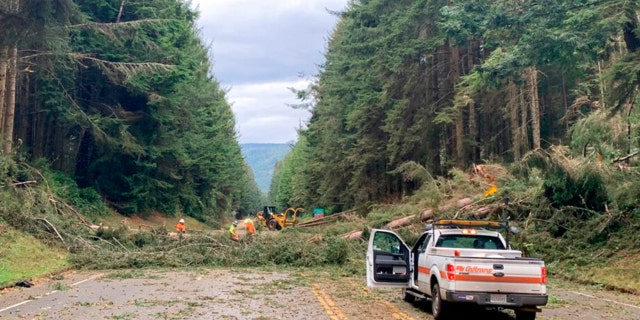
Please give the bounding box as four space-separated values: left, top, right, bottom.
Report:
179 218 185 223
233 220 238 226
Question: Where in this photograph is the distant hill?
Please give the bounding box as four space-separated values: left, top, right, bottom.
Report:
240 143 292 193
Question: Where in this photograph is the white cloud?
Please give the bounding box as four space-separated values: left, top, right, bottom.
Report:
193 0 347 84
227 80 312 143
189 0 349 143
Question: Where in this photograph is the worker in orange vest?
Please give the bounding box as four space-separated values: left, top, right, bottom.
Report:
176 218 186 234
244 218 255 236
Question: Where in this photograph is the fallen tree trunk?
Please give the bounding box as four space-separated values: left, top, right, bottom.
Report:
384 197 473 230
343 197 479 241
296 209 357 227
342 230 363 240
419 209 433 221
384 215 416 229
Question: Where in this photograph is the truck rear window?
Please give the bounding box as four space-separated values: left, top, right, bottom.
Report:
435 235 505 250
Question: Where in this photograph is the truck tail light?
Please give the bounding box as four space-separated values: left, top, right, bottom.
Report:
541 267 547 284
446 264 456 281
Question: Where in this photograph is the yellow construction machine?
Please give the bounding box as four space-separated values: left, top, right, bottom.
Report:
256 206 304 230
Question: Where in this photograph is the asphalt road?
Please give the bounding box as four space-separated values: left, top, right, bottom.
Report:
2 269 640 320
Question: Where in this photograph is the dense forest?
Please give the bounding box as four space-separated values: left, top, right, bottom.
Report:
0 0 263 221
272 0 640 214
2 0 640 224
2 0 640 294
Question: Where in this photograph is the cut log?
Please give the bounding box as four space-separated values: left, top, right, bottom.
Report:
457 198 473 208
342 231 363 240
419 209 433 221
473 205 496 219
384 215 416 229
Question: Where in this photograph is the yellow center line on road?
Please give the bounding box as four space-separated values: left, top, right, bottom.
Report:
345 278 416 320
311 284 348 320
382 301 415 320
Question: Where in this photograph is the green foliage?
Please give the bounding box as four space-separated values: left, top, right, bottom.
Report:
569 111 628 158
0 155 21 182
608 173 640 211
280 0 640 215
325 237 350 264
70 228 361 269
3 0 254 220
35 161 111 218
268 137 308 209
542 167 608 212
514 149 609 212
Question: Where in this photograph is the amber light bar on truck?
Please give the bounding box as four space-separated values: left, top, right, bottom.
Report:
435 219 506 229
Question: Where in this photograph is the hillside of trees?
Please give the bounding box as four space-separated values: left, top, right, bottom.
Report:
267 0 640 272
272 0 640 212
0 0 264 222
240 143 291 194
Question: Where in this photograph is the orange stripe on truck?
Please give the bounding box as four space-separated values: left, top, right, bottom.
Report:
454 274 543 283
418 266 540 284
418 266 430 274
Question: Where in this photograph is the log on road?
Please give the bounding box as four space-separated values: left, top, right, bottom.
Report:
383 197 473 230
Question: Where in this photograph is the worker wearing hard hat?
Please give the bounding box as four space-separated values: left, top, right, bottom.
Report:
244 218 255 236
229 220 239 241
176 218 186 234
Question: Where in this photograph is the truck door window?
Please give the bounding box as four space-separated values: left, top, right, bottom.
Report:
419 234 431 252
373 232 402 254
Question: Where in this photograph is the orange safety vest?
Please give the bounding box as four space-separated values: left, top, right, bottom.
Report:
176 222 186 233
245 220 255 234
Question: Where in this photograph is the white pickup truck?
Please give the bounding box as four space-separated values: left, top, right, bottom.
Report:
366 219 548 320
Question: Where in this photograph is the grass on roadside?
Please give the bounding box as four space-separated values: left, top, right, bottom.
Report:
0 226 69 287
561 251 640 293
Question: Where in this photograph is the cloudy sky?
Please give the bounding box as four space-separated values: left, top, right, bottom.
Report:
190 0 350 144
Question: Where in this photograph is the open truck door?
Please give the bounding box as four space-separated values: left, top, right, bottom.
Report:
366 229 411 289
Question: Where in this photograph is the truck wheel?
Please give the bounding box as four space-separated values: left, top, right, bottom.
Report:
515 310 536 320
267 219 278 230
431 283 450 320
402 289 414 303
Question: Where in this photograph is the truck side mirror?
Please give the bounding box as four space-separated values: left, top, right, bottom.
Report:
509 226 520 234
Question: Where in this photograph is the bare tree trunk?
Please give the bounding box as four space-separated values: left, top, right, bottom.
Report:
116 0 126 23
508 79 520 160
527 67 541 150
0 46 8 135
53 125 65 170
597 60 606 109
467 39 478 163
3 46 17 154
17 68 29 146
519 86 529 151
451 43 464 167
33 110 46 159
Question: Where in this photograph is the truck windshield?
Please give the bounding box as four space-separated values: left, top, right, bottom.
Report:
435 235 505 250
